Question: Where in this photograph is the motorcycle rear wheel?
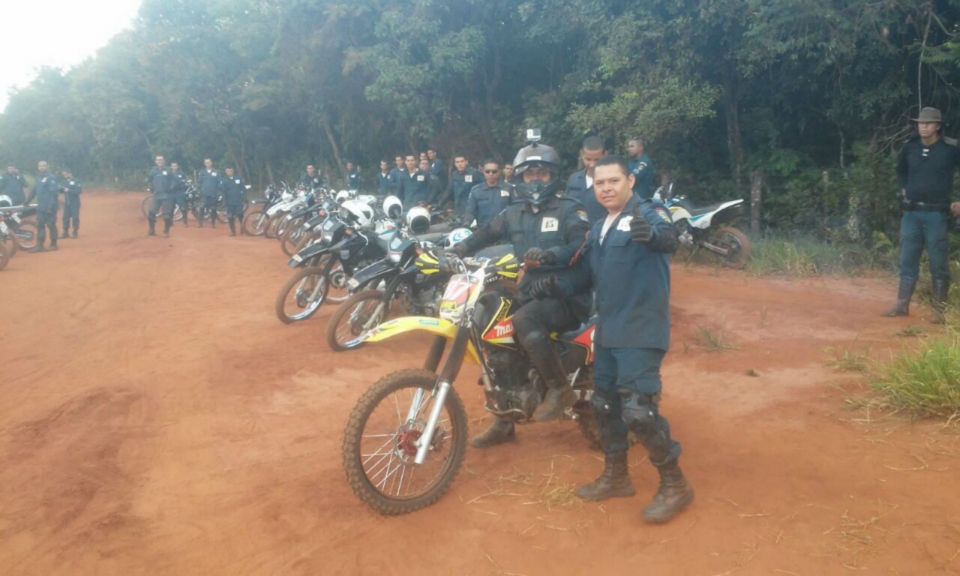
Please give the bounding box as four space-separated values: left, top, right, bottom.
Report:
14 221 38 250
711 227 752 269
342 369 467 515
326 290 389 352
275 266 329 323
242 210 268 236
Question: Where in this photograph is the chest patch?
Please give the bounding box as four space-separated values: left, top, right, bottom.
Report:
417 175 424 182
617 216 633 232
465 175 473 183
501 190 510 197
235 179 240 184
541 217 559 232
162 171 168 176
212 172 217 176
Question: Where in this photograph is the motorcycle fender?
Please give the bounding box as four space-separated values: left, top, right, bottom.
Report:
705 200 744 227
353 317 480 364
350 259 396 290
288 242 335 267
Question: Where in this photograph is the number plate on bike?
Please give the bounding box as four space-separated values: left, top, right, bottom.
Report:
439 274 479 322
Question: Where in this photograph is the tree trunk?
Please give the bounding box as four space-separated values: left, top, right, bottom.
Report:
750 172 762 236
724 80 745 193
320 114 345 185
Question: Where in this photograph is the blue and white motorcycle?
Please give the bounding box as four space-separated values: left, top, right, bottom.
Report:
655 183 752 269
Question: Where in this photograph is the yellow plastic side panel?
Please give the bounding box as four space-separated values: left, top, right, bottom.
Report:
361 316 481 364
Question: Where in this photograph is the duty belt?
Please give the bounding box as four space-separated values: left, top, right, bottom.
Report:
902 200 950 213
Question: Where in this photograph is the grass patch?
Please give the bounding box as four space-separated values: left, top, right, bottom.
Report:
872 337 960 419
826 347 872 373
694 326 739 352
746 235 895 277
893 325 925 338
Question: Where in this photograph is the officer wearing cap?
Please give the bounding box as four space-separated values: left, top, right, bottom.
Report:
59 169 82 238
531 154 692 524
882 107 960 323
627 137 655 199
449 138 591 447
444 153 483 216
565 136 609 224
146 155 176 237
465 158 513 228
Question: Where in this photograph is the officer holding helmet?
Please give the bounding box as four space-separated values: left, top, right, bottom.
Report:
448 135 591 448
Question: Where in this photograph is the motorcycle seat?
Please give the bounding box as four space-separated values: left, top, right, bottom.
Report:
415 232 447 245
678 201 728 217
559 316 598 342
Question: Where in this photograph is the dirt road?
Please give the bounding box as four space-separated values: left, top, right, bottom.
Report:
1 193 958 575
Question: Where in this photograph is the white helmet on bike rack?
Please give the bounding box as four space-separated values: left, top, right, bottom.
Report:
406 206 431 235
382 195 403 220
444 227 472 249
341 199 375 230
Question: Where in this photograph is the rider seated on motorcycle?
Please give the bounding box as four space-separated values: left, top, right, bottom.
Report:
447 141 592 448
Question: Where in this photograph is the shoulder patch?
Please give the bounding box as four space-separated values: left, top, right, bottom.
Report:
576 209 589 221
654 207 672 223
945 136 959 147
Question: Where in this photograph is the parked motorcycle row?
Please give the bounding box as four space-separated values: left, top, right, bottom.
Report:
0 205 41 270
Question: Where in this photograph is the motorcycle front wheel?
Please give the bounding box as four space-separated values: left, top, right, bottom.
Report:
264 212 285 239
326 290 389 352
13 222 38 250
279 220 306 256
342 369 467 515
242 210 269 236
711 227 752 269
275 266 329 323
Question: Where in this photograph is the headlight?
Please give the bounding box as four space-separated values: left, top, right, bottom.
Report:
389 251 402 263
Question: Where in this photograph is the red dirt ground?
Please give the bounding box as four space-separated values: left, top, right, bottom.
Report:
1 192 958 575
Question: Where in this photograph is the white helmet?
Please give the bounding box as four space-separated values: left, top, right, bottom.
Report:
335 189 351 204
406 206 431 235
444 227 472 249
0 195 11 208
382 195 403 220
341 199 375 229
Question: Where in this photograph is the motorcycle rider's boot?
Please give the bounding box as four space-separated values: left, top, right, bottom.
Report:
881 277 916 317
148 220 156 236
931 279 950 324
47 243 58 251
469 417 515 448
576 451 635 502
529 342 576 422
29 245 46 253
71 230 77 239
642 460 695 524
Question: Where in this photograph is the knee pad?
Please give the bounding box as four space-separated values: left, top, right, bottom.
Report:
618 390 659 436
590 389 616 418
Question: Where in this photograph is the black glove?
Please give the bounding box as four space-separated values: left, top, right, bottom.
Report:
529 274 561 300
523 247 557 267
630 208 654 244
447 243 467 258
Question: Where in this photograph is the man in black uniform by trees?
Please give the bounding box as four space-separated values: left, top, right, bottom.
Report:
146 155 176 237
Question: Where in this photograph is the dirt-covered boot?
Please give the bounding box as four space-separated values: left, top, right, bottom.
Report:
469 417 515 448
576 451 635 502
642 460 695 524
931 279 950 324
881 277 916 317
528 340 576 422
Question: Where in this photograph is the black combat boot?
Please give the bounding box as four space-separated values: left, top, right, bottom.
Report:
71 230 77 238
642 460 695 524
469 417 515 448
881 277 916 317
931 279 951 324
530 343 576 421
148 221 156 236
576 451 635 501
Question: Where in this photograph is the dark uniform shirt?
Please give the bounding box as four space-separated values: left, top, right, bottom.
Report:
61 178 82 203
427 172 445 205
629 154 655 199
198 168 222 198
399 169 430 206
0 173 28 206
458 196 592 321
447 167 483 214
171 171 188 194
148 166 176 199
27 171 60 213
465 181 513 228
299 172 324 190
563 195 677 350
896 137 960 205
347 170 362 190
388 167 404 195
565 168 608 224
377 171 393 196
221 176 246 207
430 156 446 190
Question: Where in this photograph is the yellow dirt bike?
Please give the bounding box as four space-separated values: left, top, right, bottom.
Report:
341 252 605 515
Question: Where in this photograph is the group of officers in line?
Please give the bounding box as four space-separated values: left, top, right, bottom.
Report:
0 162 82 252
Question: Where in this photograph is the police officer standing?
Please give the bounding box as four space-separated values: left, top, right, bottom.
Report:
170 162 190 227
533 155 693 524
399 154 430 207
197 158 221 228
59 169 82 239
445 154 482 217
427 147 446 192
25 161 60 251
465 158 513 228
449 139 591 447
627 137 655 199
502 163 515 186
221 166 246 237
0 166 28 206
389 155 405 196
346 161 362 190
421 158 444 206
146 156 176 237
565 136 609 224
376 160 393 197
299 165 324 190
882 107 960 323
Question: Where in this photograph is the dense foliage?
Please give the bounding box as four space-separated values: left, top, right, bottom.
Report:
2 0 960 240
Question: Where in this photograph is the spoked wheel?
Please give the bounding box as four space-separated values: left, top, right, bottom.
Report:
275 266 329 323
243 210 269 236
2 230 19 257
140 196 153 219
13 222 38 251
326 290 389 352
710 227 752 269
342 369 468 515
326 261 351 303
171 204 183 222
276 215 302 240
280 219 306 256
264 212 285 239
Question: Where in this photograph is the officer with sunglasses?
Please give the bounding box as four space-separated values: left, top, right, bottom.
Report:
465 158 514 228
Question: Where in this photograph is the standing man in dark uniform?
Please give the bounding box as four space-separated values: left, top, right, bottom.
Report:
427 147 446 192
0 166 28 206
389 155 405 196
449 140 591 446
59 169 82 239
445 154 482 217
221 166 246 237
627 137 655 199
346 161 362 190
502 163 515 186
170 162 190 227
146 156 176 237
399 154 430 207
25 161 60 252
883 107 960 324
565 136 609 224
299 165 323 190
197 158 221 228
421 158 443 206
533 155 693 524
465 158 513 228
376 160 393 197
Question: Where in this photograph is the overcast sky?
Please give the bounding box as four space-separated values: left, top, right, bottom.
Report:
0 0 142 112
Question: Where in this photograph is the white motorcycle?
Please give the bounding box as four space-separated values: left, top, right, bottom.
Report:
655 183 752 269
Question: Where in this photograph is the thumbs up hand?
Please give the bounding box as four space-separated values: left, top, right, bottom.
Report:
629 205 653 244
